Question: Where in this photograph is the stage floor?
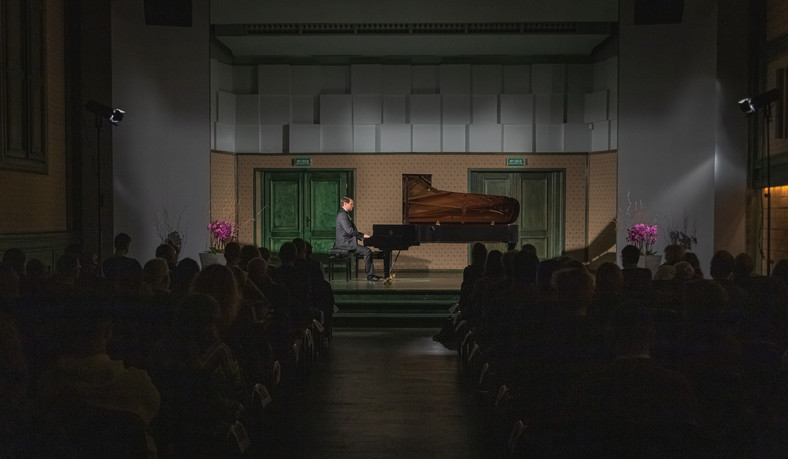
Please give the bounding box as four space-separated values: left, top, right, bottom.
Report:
328 270 462 292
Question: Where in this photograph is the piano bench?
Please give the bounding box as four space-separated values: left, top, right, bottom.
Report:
355 251 386 278
327 254 352 281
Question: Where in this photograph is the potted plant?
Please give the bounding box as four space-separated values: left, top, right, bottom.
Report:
200 220 237 268
627 223 661 273
667 211 698 252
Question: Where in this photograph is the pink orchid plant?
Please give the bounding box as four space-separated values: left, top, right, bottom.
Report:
207 220 237 253
627 223 658 256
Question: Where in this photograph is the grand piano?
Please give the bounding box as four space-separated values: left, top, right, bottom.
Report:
364 175 520 277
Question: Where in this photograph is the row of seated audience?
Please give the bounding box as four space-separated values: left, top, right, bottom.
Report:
438 243 788 458
0 233 334 458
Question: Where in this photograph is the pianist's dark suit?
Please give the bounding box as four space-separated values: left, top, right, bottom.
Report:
334 208 375 279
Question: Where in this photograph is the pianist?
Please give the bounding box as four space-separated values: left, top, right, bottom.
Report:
334 197 381 281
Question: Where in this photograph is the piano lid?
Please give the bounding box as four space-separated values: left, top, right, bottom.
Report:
403 175 520 225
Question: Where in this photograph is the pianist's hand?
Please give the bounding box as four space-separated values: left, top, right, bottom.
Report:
363 234 371 238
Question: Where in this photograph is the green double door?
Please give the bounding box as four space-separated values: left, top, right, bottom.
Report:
258 170 351 254
470 171 565 260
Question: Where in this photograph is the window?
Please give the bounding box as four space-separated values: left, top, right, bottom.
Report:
1 0 47 173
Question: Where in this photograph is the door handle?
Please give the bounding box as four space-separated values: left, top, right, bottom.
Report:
305 216 311 227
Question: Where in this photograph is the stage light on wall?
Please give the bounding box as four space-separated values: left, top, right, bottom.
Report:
85 99 125 125
738 88 780 114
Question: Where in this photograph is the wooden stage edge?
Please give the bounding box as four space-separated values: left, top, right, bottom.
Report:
327 270 463 293
329 271 462 327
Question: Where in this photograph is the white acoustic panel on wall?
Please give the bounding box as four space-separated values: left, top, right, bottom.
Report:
409 94 441 124
352 94 382 124
290 66 322 95
472 65 502 94
591 121 610 152
503 65 530 93
563 123 591 152
235 125 259 153
472 95 498 124
442 125 467 152
606 58 618 91
566 94 586 123
353 125 377 152
217 91 236 124
215 122 235 152
260 125 284 153
469 124 502 152
412 125 441 152
531 64 566 94
499 94 533 125
566 64 592 94
442 95 470 125
503 125 533 152
593 58 618 91
289 124 321 153
411 65 438 94
584 90 609 123
383 95 407 124
212 60 233 93
322 66 350 94
321 125 353 152
233 66 257 94
535 94 565 124
236 94 259 125
259 95 290 125
610 119 618 149
382 65 412 95
258 64 290 95
290 95 316 124
379 124 411 152
609 90 618 120
440 64 471 94
320 94 352 124
535 124 564 152
351 65 382 94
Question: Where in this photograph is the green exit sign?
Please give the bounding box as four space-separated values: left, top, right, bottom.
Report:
507 157 526 167
292 157 311 167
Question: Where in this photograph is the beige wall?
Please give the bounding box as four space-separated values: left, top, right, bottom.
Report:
0 0 67 234
212 150 618 270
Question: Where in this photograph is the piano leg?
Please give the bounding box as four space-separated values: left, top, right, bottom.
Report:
383 250 392 278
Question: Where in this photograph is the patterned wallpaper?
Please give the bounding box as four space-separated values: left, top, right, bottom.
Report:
0 0 67 234
210 152 237 224
588 152 618 263
215 150 614 270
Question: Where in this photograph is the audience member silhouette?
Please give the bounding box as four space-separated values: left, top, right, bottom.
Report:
620 244 652 296
103 233 142 298
39 296 161 456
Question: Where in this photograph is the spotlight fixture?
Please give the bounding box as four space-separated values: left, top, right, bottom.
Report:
738 88 780 114
85 99 125 125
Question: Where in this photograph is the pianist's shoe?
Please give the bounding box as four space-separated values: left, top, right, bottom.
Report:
367 275 381 281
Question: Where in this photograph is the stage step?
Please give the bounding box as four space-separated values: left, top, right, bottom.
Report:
332 290 458 328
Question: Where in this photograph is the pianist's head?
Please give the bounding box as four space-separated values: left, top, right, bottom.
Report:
341 196 355 211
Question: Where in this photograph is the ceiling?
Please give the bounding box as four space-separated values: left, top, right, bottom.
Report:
210 0 619 63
